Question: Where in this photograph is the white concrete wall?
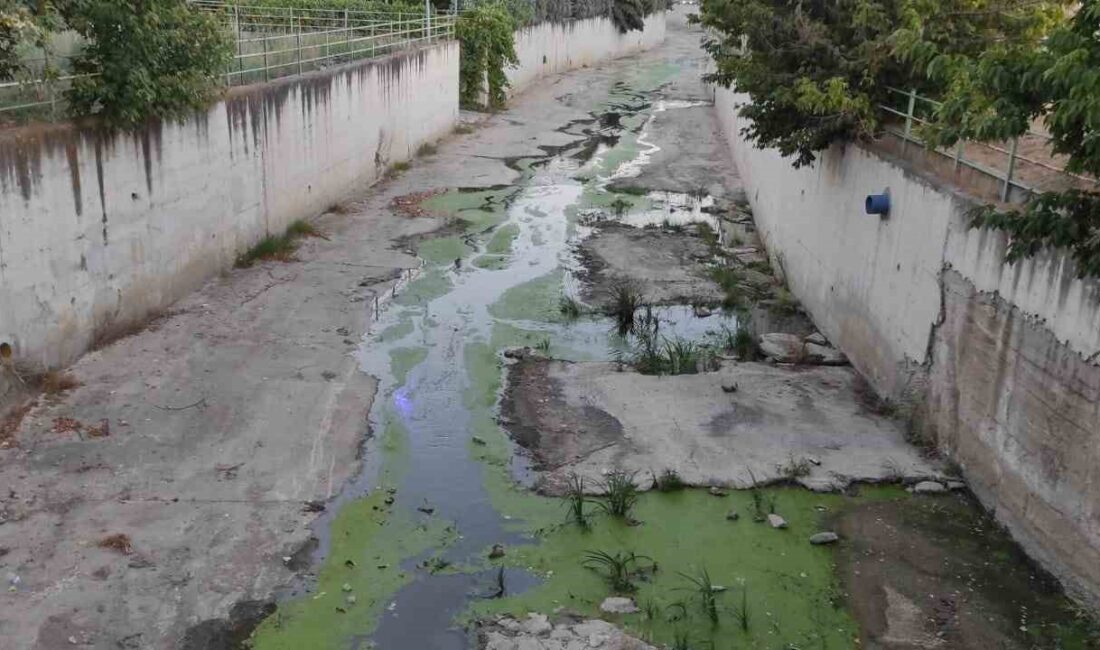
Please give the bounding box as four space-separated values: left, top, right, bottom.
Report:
507 13 666 95
0 44 459 369
714 84 1100 607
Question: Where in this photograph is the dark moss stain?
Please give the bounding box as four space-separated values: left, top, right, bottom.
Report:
93 136 108 245
65 142 83 217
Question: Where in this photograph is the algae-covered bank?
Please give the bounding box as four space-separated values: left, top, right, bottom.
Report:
247 8 1100 650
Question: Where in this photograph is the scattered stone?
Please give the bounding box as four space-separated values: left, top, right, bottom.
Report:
726 509 740 521
946 480 966 491
342 583 353 592
721 383 738 393
911 481 947 495
804 332 828 346
767 514 788 529
810 532 839 545
346 595 357 605
758 333 848 365
708 486 728 497
335 327 351 336
503 348 530 360
520 613 552 636
807 456 821 466
383 495 395 505
472 436 487 446
600 597 639 614
417 504 435 515
693 305 713 318
321 370 338 381
302 500 326 513
489 544 506 559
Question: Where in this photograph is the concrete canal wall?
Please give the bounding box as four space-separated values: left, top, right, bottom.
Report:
714 85 1100 608
508 13 666 95
0 44 460 370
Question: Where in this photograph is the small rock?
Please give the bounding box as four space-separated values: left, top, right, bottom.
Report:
503 348 529 360
809 532 839 545
520 613 552 636
600 596 639 614
693 305 713 318
726 509 740 521
804 332 828 346
321 370 338 381
721 383 738 393
489 544 506 559
807 456 821 466
471 436 487 446
346 594 357 605
302 500 326 513
911 481 947 495
417 504 435 515
383 496 395 505
946 480 966 491
708 486 728 497
342 583 353 592
767 514 788 529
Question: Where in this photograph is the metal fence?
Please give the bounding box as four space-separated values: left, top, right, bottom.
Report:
879 86 1095 203
0 1 455 124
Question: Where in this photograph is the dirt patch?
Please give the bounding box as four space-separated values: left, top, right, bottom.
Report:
501 357 624 471
577 222 723 308
500 357 940 495
835 494 1100 649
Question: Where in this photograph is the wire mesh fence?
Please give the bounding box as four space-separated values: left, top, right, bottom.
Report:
0 1 455 125
878 86 1096 203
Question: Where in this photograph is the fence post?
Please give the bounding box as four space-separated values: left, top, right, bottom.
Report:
345 9 350 52
296 15 303 75
234 5 242 86
1002 136 1019 202
263 33 269 82
426 0 431 43
901 88 916 156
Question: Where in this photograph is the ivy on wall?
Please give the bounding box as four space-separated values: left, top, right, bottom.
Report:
456 2 518 110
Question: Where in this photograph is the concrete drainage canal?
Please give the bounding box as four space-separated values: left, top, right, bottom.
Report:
246 37 1100 650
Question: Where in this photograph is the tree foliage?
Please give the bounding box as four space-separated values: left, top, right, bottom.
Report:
694 0 1063 167
907 0 1100 276
64 0 232 125
456 1 517 109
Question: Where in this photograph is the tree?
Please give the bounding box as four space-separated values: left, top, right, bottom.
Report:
456 1 518 109
694 0 1064 167
62 0 232 125
909 0 1100 277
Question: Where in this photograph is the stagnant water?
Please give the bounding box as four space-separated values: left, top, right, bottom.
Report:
256 76 733 648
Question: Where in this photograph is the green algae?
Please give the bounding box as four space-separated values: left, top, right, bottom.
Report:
488 269 565 323
251 414 451 648
418 236 472 266
395 269 452 306
422 187 518 233
473 254 510 270
378 316 414 343
389 347 427 385
486 223 521 255
467 488 863 650
250 491 454 648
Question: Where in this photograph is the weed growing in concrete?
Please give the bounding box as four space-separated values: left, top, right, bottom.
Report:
652 468 686 492
610 197 632 218
631 332 716 376
695 222 719 248
777 454 812 480
534 337 551 354
236 219 322 267
663 338 709 375
678 568 721 624
564 473 592 530
708 265 743 309
453 123 476 135
595 470 639 519
559 295 582 319
36 370 81 395
774 287 800 314
236 234 298 267
285 219 322 239
733 326 757 360
750 488 771 523
386 160 412 178
582 549 655 593
662 219 686 233
605 280 644 335
417 142 438 157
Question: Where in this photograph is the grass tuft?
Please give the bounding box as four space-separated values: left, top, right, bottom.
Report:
708 265 743 309
582 549 655 593
595 470 639 519
652 468 686 492
559 295 582 319
677 568 721 624
564 473 592 530
604 280 645 336
417 142 439 157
